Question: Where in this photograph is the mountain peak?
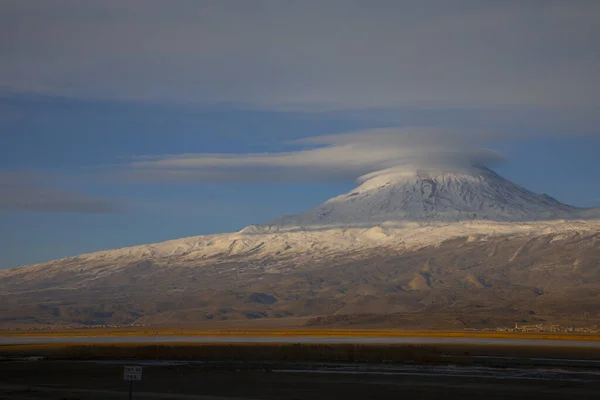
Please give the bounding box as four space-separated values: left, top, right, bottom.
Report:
269 165 582 228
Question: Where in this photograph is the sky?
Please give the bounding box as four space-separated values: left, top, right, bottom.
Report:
1 0 599 268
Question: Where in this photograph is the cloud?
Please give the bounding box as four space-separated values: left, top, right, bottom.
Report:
124 128 505 183
1 1 599 110
0 171 124 213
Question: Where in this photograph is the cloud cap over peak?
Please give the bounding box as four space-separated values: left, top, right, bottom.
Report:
124 128 505 183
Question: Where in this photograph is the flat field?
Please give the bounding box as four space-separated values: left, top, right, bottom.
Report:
1 347 600 400
2 328 600 399
2 324 600 342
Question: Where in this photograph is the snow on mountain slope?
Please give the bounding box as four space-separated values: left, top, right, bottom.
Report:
3 164 600 328
7 220 598 278
2 165 599 272
269 165 586 228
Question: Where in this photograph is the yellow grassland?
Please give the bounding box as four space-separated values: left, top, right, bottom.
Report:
1 327 599 342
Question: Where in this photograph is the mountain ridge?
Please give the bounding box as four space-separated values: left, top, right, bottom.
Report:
1 165 599 328
3 165 599 269
269 165 588 228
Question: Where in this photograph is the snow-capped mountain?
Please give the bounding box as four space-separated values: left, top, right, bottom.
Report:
270 165 584 228
3 165 599 266
1 165 599 328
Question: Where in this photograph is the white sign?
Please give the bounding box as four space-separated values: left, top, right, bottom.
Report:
124 366 143 381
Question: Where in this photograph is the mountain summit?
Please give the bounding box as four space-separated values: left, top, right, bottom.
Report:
270 165 583 228
1 165 599 328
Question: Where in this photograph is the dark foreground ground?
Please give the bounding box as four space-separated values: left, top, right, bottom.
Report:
2 343 600 399
2 360 600 400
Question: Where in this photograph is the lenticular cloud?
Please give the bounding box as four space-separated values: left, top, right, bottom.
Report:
126 128 505 183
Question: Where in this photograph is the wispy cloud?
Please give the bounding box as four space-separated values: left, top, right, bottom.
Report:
123 128 505 183
0 171 123 213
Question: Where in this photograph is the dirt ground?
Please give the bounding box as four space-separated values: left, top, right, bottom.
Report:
1 359 600 400
2 342 600 399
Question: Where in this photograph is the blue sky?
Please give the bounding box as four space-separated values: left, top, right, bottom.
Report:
1 1 599 268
